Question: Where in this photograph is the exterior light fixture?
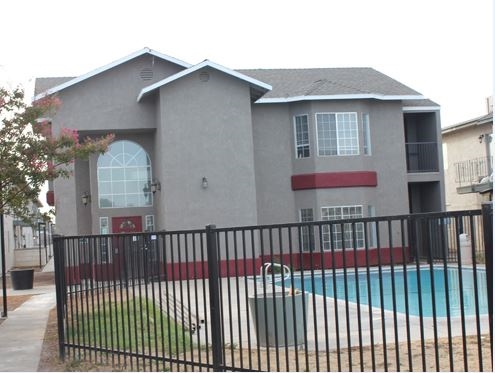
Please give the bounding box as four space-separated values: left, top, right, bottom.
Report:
202 177 208 189
81 192 91 206
151 180 161 193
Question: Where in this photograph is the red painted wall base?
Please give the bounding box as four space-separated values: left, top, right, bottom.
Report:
64 247 411 283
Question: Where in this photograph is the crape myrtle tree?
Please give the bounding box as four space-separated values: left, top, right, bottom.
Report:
0 86 113 316
0 86 114 220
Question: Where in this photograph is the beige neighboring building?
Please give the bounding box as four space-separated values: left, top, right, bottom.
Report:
442 98 493 211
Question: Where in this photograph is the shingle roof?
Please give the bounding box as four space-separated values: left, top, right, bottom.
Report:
442 112 493 134
34 77 74 96
402 98 439 107
237 68 424 101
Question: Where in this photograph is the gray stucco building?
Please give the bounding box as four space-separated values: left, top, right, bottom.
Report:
35 48 445 237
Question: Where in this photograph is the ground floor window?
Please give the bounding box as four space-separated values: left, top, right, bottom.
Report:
145 215 155 232
99 217 109 234
321 205 364 250
299 208 314 252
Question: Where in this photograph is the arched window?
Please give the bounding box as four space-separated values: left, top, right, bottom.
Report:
97 140 152 208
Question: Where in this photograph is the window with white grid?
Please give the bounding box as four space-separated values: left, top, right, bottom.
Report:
294 115 310 158
145 215 155 232
316 113 359 156
299 208 314 252
97 140 153 208
321 205 364 250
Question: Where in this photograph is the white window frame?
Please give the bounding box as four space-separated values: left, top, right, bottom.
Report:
362 113 371 155
293 114 310 159
299 208 314 252
99 217 109 235
145 215 155 232
321 205 364 250
367 205 377 248
97 140 153 209
316 112 359 156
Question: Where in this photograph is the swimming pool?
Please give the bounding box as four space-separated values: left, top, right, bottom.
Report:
278 266 488 317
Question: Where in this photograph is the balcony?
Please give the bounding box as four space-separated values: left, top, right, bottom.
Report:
406 142 439 173
454 156 493 194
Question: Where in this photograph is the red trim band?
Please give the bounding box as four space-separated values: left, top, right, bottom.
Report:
291 171 377 190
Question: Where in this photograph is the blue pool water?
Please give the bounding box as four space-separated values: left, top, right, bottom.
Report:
280 266 488 317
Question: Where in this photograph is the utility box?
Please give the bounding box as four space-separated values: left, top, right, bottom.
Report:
248 291 307 347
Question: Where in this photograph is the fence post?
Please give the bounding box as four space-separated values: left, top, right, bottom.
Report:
52 234 66 361
205 224 224 371
481 202 492 358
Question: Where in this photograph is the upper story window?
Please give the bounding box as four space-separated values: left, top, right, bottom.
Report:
362 113 371 155
316 112 359 156
294 115 310 158
97 140 152 208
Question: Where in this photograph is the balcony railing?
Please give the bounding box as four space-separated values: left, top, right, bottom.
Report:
454 156 493 186
406 142 439 172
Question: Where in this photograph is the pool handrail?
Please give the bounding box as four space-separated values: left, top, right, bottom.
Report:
260 262 291 283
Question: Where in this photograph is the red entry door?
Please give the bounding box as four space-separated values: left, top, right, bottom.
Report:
112 216 143 233
108 216 143 282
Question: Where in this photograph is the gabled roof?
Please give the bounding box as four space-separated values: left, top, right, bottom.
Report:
137 60 272 102
237 68 425 102
34 48 192 100
442 112 493 135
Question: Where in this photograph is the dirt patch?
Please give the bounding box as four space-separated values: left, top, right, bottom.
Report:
38 303 492 372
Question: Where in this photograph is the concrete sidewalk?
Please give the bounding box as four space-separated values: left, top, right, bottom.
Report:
0 266 56 372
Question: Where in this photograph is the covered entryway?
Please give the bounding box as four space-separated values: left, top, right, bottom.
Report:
112 216 159 282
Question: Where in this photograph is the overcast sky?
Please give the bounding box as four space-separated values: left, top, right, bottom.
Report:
1 0 493 127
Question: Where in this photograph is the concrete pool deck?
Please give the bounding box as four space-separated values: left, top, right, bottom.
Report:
153 272 490 352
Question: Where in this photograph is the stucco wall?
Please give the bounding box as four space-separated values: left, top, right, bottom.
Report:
51 56 184 133
251 104 296 224
50 56 185 235
251 99 410 225
443 122 492 211
157 67 258 230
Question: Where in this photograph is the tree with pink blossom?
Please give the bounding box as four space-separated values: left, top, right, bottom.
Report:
0 86 114 221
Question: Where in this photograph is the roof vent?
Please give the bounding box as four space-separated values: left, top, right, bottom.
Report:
140 68 153 81
199 71 210 82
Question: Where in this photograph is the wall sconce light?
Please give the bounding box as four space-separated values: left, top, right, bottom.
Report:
151 179 161 193
81 192 91 206
202 176 208 189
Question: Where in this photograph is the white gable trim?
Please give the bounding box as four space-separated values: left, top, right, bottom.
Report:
34 48 192 100
256 94 425 104
137 60 272 102
402 106 440 112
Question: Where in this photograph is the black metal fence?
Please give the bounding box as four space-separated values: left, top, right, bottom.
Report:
53 208 493 371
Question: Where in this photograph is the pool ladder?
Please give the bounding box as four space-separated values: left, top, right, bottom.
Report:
260 262 291 283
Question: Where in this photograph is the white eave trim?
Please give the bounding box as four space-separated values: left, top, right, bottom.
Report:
255 94 425 103
137 60 272 102
402 106 440 112
34 48 192 100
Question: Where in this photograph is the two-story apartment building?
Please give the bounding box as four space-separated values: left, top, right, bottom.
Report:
35 48 444 238
442 99 493 211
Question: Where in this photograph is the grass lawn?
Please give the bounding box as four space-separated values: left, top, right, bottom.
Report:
67 296 191 357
